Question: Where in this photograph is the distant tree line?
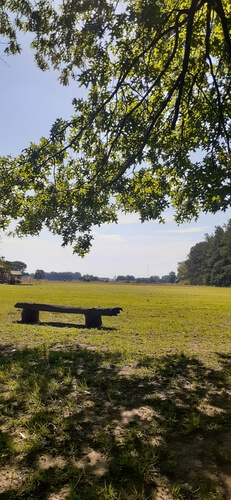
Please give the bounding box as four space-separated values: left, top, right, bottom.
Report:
0 256 176 285
29 271 177 283
30 271 105 282
177 221 231 286
115 272 176 284
45 271 82 281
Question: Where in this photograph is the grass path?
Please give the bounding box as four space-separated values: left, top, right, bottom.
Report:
0 283 231 499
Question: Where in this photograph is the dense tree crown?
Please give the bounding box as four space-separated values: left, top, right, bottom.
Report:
177 220 231 286
0 0 231 254
34 269 45 280
4 260 27 273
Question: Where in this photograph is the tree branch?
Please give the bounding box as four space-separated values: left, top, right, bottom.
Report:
205 2 212 58
22 12 188 168
171 0 206 129
90 15 182 183
214 0 231 60
207 54 231 155
103 78 180 188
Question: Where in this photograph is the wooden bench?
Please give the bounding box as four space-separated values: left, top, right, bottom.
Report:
14 302 122 328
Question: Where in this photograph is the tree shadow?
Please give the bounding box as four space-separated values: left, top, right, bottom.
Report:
0 344 231 499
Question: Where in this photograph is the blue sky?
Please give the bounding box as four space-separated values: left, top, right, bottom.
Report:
1 35 231 278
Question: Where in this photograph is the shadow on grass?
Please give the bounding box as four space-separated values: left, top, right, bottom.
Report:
0 344 231 499
14 321 117 331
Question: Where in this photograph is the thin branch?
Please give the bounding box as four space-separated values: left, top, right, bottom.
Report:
207 53 231 155
171 0 206 129
214 0 231 60
103 77 180 188
205 2 212 58
190 72 217 112
0 56 11 67
92 15 181 180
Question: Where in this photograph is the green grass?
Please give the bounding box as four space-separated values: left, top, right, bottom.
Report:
0 282 231 499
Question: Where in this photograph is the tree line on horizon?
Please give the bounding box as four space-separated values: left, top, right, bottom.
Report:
30 271 177 284
3 217 231 286
115 273 176 284
177 220 231 286
0 258 177 283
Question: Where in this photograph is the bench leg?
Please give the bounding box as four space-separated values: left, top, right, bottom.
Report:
21 309 39 323
85 312 102 328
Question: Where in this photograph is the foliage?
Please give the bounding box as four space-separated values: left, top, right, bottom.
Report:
31 271 82 281
116 272 176 283
34 269 45 280
0 0 231 254
5 260 27 273
116 275 136 282
178 219 231 286
0 258 9 284
176 261 189 283
161 271 176 283
0 259 27 283
81 274 100 282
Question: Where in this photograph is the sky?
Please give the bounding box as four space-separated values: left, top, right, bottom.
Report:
1 34 231 278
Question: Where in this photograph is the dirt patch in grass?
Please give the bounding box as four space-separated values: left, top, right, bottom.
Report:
37 454 67 470
47 486 71 500
0 465 26 494
74 448 109 476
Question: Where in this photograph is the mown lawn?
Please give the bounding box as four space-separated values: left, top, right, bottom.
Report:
0 282 231 499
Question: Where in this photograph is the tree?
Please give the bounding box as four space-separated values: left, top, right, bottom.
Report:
177 261 188 283
160 271 176 283
44 271 82 281
178 220 231 286
5 261 27 273
168 271 176 284
0 0 231 255
0 257 9 284
149 276 160 283
34 269 45 280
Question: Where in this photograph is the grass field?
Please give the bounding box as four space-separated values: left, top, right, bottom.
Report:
0 282 231 499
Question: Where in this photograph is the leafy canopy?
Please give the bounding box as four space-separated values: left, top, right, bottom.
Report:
1 0 231 254
178 219 231 286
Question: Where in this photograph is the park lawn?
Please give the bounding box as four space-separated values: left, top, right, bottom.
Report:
0 282 231 499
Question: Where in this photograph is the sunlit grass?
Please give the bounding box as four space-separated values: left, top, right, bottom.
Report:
2 282 231 363
0 282 231 498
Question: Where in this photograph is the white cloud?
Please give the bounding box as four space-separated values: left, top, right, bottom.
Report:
161 226 209 234
92 231 122 242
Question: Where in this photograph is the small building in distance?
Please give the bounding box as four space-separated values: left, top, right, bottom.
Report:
9 270 22 284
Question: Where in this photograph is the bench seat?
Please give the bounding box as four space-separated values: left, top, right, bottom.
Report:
14 302 122 328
